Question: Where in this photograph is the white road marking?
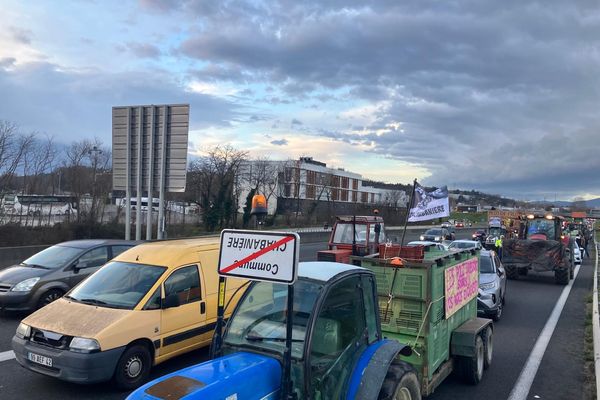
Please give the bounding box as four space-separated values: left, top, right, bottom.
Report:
0 350 15 362
507 264 581 400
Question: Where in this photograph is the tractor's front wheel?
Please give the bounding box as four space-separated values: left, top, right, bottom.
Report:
378 360 421 400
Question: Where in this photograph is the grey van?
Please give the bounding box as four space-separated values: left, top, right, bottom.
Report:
0 240 139 312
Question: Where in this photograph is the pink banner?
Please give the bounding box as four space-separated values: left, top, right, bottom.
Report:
444 257 479 318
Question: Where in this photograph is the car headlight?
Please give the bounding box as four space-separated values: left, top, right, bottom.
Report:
420 236 425 241
70 337 101 353
479 281 497 290
15 323 31 339
434 236 441 241
11 277 40 292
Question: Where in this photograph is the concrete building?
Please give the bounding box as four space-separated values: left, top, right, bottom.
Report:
237 157 408 215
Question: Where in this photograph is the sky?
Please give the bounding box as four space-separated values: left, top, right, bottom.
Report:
0 0 599 202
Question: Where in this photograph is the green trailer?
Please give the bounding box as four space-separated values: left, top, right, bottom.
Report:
351 247 493 396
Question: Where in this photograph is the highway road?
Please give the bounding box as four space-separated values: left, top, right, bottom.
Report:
0 227 593 399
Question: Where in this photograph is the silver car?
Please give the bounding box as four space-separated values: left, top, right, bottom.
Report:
477 250 507 321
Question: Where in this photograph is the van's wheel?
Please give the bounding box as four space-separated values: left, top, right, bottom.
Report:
483 327 493 369
37 289 64 309
506 266 518 280
378 360 421 400
113 344 152 391
555 268 569 285
458 335 484 384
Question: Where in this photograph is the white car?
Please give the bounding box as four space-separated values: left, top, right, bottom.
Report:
406 241 447 251
448 240 483 251
573 244 582 265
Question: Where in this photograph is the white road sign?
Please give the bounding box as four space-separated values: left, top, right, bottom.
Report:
218 230 300 284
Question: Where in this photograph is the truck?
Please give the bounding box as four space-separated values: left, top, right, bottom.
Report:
502 214 575 284
127 245 492 400
317 215 385 263
484 217 507 250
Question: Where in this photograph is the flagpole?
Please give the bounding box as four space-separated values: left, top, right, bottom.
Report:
400 178 418 247
383 178 417 323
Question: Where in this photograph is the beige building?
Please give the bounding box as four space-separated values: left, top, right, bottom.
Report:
237 157 408 215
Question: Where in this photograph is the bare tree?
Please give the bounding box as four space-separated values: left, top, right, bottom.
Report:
187 145 248 231
63 139 94 221
0 120 36 191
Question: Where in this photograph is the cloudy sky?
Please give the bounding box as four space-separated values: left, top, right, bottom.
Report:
1 0 599 201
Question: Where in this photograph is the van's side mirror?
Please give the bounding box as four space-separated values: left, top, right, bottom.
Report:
163 294 180 309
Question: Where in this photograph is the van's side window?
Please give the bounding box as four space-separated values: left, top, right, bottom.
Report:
164 265 201 305
143 287 161 310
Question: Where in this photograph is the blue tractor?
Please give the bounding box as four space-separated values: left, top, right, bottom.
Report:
127 261 420 399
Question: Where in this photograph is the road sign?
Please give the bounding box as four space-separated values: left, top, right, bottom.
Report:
218 229 299 284
112 104 189 240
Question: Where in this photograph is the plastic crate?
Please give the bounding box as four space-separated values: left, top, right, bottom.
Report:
378 244 425 260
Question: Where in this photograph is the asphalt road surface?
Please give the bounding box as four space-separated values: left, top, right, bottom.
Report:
0 227 593 399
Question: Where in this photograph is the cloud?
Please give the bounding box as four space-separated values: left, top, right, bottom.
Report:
270 138 288 146
0 61 243 144
9 26 32 45
291 118 303 126
125 42 161 58
174 1 600 197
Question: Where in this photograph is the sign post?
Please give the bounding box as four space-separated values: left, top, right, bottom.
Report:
112 104 189 240
217 229 299 400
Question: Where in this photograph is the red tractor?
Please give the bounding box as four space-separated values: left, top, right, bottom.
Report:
317 215 385 263
502 214 574 285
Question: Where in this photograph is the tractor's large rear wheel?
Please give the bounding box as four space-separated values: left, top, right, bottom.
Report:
506 265 518 280
378 360 421 400
555 268 569 285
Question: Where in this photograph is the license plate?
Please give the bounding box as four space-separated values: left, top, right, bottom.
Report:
28 352 52 367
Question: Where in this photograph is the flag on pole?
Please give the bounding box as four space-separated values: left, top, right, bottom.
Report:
408 183 450 222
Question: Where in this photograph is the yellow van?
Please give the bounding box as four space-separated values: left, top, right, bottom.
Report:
12 237 247 390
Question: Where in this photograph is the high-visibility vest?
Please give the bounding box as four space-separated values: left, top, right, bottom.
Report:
495 238 502 248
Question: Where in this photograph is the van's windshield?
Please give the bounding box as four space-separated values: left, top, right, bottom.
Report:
68 261 166 309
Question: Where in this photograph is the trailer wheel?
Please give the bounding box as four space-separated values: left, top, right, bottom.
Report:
506 266 518 280
458 335 484 385
555 268 569 285
378 360 421 400
483 327 493 369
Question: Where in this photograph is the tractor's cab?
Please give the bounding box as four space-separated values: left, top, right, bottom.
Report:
525 214 561 241
317 216 385 262
216 262 384 399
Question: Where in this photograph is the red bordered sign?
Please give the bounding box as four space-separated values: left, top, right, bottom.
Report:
218 229 300 284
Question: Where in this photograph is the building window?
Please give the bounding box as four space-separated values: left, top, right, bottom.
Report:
341 177 349 189
352 179 358 190
332 189 339 201
284 184 292 197
332 176 340 188
361 192 368 203
307 170 316 185
341 190 348 202
352 191 357 202
306 185 316 199
370 193 375 203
